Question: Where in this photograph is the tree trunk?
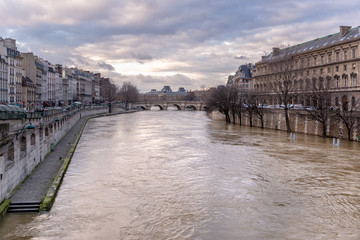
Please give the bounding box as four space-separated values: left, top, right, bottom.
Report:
260 116 264 128
225 111 231 123
346 125 352 140
232 111 236 124
249 113 253 127
284 108 291 132
238 112 242 125
322 121 327 137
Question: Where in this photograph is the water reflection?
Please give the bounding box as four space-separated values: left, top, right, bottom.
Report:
0 111 359 240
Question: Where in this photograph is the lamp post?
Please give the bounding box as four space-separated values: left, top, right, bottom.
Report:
16 122 35 140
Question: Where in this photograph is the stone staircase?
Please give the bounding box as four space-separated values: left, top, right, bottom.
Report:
7 201 41 213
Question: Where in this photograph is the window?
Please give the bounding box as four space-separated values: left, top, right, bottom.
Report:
307 58 311 66
321 55 324 64
336 52 340 61
314 57 317 65
351 74 357 86
313 78 317 88
313 69 316 75
335 76 340 88
328 67 331 73
351 96 356 108
307 70 310 76
352 63 356 70
31 134 36 145
328 54 332 63
327 77 331 88
344 64 347 71
320 68 323 74
352 48 357 59
335 97 339 106
336 66 339 72
299 79 303 90
343 75 348 87
20 136 26 154
344 50 348 60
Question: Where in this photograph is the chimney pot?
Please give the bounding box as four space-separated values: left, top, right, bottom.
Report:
340 26 351 37
273 47 280 55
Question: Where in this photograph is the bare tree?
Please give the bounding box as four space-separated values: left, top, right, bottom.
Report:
243 92 256 127
335 96 360 140
302 81 333 137
228 84 241 124
270 49 298 132
253 93 269 128
118 82 139 109
184 91 196 101
206 85 234 123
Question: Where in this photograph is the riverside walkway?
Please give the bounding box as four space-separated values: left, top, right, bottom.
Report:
10 117 88 203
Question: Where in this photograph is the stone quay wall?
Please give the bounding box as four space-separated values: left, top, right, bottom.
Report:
0 106 110 204
209 109 360 141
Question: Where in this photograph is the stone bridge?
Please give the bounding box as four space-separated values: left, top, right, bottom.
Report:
132 100 207 111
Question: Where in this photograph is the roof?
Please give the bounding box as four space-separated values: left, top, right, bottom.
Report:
259 26 360 62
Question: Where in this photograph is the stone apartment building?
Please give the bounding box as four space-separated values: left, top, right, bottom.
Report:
254 26 360 109
227 63 254 90
0 38 22 105
0 55 8 104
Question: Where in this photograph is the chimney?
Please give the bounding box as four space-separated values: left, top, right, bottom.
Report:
273 47 280 55
340 26 351 37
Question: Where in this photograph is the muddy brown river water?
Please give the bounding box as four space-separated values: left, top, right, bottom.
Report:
0 111 359 240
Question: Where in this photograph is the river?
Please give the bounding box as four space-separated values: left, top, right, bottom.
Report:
0 111 359 240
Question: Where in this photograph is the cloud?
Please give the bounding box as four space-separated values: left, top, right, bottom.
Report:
234 56 248 60
1 0 360 92
97 62 115 71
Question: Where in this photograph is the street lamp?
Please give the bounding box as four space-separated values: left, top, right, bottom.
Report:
16 122 35 140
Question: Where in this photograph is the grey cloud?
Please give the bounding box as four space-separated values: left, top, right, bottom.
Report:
98 62 115 71
131 52 153 60
234 56 248 60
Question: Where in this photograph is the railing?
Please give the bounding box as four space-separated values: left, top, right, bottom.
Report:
0 104 109 120
0 112 26 120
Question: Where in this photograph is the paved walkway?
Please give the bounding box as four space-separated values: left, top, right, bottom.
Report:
10 117 88 203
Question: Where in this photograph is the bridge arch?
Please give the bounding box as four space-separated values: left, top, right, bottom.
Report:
151 105 164 110
185 105 197 110
136 106 147 110
168 104 181 110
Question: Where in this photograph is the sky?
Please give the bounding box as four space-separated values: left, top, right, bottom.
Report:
0 0 360 92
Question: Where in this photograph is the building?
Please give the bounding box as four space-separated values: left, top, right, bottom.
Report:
254 26 360 109
0 38 22 105
73 69 93 104
92 73 101 104
22 52 43 106
227 63 254 90
0 54 8 103
62 68 78 104
142 86 188 101
21 76 36 109
99 77 116 102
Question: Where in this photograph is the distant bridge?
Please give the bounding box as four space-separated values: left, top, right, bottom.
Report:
132 100 207 111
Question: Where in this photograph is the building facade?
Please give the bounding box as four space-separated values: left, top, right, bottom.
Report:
0 38 22 105
254 26 360 109
0 54 8 103
227 63 254 90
